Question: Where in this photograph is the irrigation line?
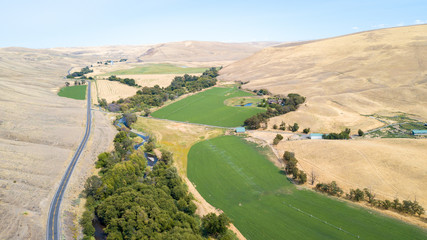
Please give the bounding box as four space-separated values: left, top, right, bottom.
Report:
283 201 361 239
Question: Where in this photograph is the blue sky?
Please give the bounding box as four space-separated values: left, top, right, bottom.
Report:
1 0 426 48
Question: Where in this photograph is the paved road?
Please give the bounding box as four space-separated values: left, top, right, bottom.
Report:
46 82 92 240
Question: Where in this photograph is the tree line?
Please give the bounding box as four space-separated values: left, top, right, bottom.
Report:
108 75 138 87
67 66 93 78
106 67 219 113
80 129 236 240
315 181 424 217
244 93 305 129
282 151 307 184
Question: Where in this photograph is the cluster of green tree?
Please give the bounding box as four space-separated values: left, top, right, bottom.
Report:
282 151 307 184
315 181 344 197
272 121 303 133
81 130 235 240
347 188 424 216
252 89 271 96
201 213 235 239
315 181 424 217
119 59 127 62
323 128 351 139
98 98 108 109
108 68 218 112
244 93 305 129
108 75 138 87
66 66 93 78
273 134 283 145
123 113 137 128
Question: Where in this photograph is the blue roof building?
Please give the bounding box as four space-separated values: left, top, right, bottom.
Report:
309 133 323 139
235 127 246 133
412 130 427 135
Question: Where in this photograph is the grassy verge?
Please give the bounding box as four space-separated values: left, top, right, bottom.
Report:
57 85 87 100
187 135 427 240
151 87 266 127
103 63 208 75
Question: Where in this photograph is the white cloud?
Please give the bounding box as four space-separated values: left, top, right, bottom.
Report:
371 24 386 28
414 20 426 24
352 26 359 30
396 22 404 27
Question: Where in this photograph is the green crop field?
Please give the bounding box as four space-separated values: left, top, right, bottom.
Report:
151 87 266 127
105 63 208 75
187 135 427 240
57 85 87 100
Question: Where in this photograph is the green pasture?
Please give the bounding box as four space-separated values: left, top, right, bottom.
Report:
151 87 266 127
104 63 208 75
223 96 263 106
187 135 426 240
57 85 87 100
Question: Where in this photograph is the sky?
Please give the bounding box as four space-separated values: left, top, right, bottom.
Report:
0 0 426 48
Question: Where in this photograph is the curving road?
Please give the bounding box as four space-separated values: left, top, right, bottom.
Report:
46 81 92 240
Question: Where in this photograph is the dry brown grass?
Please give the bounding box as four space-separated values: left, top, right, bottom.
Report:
220 25 427 133
132 117 224 174
0 48 116 240
276 138 427 208
93 80 139 102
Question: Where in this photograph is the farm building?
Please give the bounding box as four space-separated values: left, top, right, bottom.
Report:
235 127 246 133
309 133 323 139
412 130 427 135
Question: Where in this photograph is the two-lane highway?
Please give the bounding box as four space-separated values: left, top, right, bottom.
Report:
46 81 92 240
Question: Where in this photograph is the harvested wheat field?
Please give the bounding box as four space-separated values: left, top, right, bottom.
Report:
276 139 427 208
220 25 427 133
92 80 138 103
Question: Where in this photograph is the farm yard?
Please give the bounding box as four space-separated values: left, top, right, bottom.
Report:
151 87 266 127
187 135 427 240
57 85 87 100
92 80 138 102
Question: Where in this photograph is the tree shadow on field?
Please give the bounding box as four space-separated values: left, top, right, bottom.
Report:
279 170 296 185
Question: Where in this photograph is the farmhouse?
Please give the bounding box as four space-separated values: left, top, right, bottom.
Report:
412 130 427 135
309 133 323 139
235 127 246 133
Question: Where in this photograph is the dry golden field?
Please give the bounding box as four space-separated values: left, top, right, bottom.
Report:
276 138 427 209
220 25 427 133
92 80 139 103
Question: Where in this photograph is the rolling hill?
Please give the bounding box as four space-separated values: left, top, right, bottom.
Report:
219 25 427 133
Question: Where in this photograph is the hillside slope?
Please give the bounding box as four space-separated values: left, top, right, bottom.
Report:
0 48 116 239
52 41 278 64
219 25 427 132
137 41 278 63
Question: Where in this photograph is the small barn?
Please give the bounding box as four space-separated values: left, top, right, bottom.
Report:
235 127 246 133
309 133 323 139
412 130 427 135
